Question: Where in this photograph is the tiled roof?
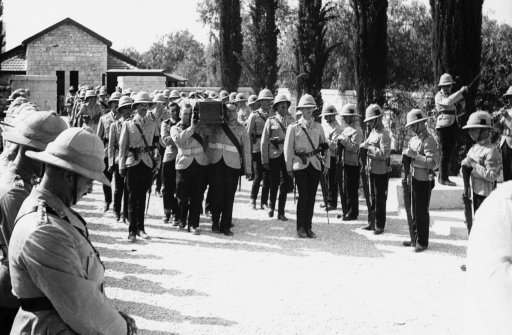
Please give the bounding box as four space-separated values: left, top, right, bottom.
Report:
0 46 27 72
107 52 137 70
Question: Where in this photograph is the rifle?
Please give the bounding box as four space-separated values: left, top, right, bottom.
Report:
360 146 374 226
402 155 414 240
461 165 473 233
318 155 331 225
336 140 346 214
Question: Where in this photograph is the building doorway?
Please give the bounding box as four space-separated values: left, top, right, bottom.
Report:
70 71 79 90
56 70 65 114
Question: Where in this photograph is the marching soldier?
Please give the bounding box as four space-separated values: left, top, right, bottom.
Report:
284 94 329 238
495 86 512 181
402 109 439 252
261 94 294 220
169 89 181 103
75 89 103 132
64 86 76 116
148 93 168 196
435 73 469 186
97 91 122 212
9 128 136 334
97 86 109 111
336 104 363 220
108 96 133 222
321 105 343 210
247 89 272 210
0 112 67 331
119 92 160 242
360 104 391 234
207 104 252 235
171 103 209 235
461 111 501 233
229 92 238 104
160 102 180 225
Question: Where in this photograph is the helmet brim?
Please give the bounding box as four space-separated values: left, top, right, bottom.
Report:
363 114 383 123
405 117 428 127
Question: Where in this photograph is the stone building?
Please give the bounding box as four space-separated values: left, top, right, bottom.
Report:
0 17 186 112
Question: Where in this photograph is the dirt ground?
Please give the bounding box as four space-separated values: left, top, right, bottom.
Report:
80 179 468 335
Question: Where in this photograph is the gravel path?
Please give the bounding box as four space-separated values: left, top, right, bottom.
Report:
79 179 468 335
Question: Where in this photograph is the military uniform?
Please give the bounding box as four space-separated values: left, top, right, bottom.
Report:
337 123 363 219
207 121 251 234
171 122 209 232
365 127 391 231
246 111 270 208
261 112 294 218
97 111 117 208
404 130 439 248
496 109 512 181
147 108 166 194
108 117 129 221
76 101 102 132
8 187 127 334
160 117 179 223
284 117 329 236
119 113 159 238
321 118 343 209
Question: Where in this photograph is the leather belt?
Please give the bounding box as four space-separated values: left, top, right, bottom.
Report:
179 147 203 155
208 143 238 153
19 297 53 312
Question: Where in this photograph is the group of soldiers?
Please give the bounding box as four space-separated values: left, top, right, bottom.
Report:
0 70 511 333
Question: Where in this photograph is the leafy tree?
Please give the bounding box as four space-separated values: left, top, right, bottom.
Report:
350 0 388 117
218 0 243 91
0 0 4 53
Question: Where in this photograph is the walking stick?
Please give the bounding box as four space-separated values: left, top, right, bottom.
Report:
461 166 473 233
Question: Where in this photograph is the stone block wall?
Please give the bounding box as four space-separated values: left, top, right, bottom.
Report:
118 76 166 93
25 23 107 88
11 75 57 111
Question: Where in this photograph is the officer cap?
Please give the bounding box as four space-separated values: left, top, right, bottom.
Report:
296 94 317 110
26 128 110 186
438 73 455 87
463 111 492 130
363 104 383 123
3 111 68 150
405 109 428 127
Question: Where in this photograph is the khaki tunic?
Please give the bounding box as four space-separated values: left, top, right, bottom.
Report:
365 128 391 175
337 125 363 167
207 122 251 173
9 187 126 334
435 88 465 129
407 133 439 181
465 141 502 196
246 111 267 153
261 113 294 164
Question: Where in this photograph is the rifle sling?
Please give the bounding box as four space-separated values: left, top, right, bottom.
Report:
301 126 324 168
221 123 245 173
134 123 157 169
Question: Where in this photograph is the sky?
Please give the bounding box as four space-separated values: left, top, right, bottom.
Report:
4 0 512 53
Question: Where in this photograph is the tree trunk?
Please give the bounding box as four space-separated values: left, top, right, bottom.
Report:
218 0 243 91
350 0 388 118
296 0 334 112
430 0 483 175
250 0 279 93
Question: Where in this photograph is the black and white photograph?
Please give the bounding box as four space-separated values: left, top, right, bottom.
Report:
0 0 511 334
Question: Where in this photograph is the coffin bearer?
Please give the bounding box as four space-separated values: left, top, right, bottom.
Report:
435 73 468 186
336 104 363 220
208 104 252 235
171 104 209 234
321 105 343 210
0 112 67 332
119 92 160 242
261 94 294 220
108 96 133 222
247 89 272 210
495 86 512 181
8 128 136 334
360 104 391 234
97 91 122 212
402 109 439 252
160 102 180 225
284 94 329 238
461 111 501 233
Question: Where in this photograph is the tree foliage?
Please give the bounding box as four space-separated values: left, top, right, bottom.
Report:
350 0 388 117
218 0 243 91
0 0 4 53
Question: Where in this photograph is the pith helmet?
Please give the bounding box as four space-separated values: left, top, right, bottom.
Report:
98 86 107 96
247 94 259 107
272 94 291 109
3 111 68 150
219 90 229 101
229 92 237 103
296 94 317 110
209 91 219 100
503 86 512 97
438 73 455 87
463 111 492 130
320 105 337 116
132 91 153 106
108 92 122 103
169 90 180 99
122 88 133 96
118 96 133 110
26 128 110 186
85 90 97 99
234 93 247 103
405 109 428 127
364 104 383 122
340 103 359 117
153 93 167 104
79 90 86 99
163 89 171 99
257 88 274 102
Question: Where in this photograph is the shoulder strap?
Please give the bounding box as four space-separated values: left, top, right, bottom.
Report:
134 123 157 167
257 112 267 122
221 123 244 172
301 126 317 151
274 117 286 133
